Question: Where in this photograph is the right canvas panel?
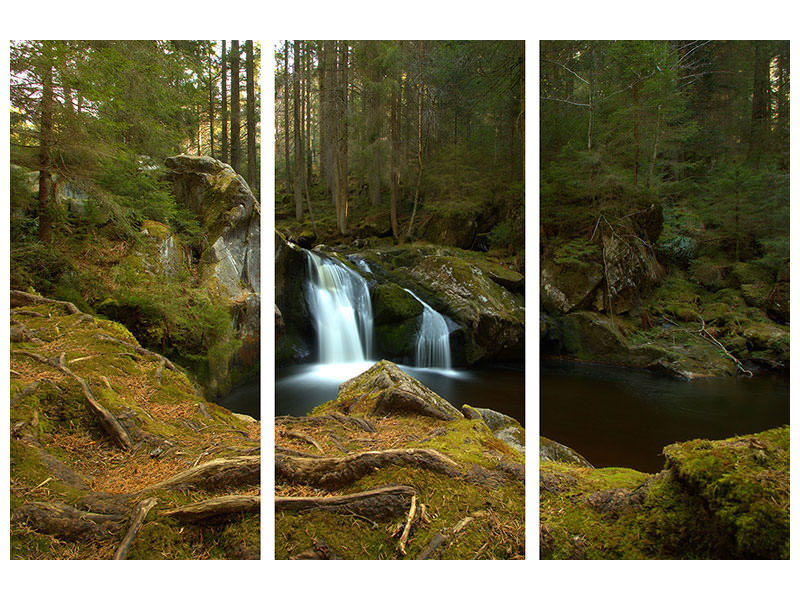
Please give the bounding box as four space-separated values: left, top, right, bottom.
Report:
539 40 790 559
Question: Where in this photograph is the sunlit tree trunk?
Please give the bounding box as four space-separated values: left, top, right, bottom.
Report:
221 40 228 164
245 40 258 193
208 44 215 159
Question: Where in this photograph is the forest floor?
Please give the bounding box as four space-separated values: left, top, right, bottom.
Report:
274 361 525 560
10 291 260 559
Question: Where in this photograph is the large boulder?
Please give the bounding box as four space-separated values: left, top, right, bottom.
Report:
540 436 593 467
462 405 525 451
164 155 260 392
411 255 524 363
322 360 463 421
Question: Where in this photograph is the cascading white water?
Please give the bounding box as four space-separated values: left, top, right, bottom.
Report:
305 251 373 363
405 289 452 369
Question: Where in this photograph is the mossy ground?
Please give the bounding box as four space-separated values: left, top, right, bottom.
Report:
10 298 260 559
540 426 789 559
275 364 525 560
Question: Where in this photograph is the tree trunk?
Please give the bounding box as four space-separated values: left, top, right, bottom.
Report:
334 41 349 234
390 68 401 242
208 45 215 159
748 40 771 163
305 42 313 189
406 41 424 241
293 41 304 221
245 40 257 193
221 40 228 164
283 41 292 195
230 40 241 173
37 52 55 245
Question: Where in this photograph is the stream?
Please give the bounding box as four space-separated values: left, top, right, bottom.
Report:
540 359 789 472
276 362 525 425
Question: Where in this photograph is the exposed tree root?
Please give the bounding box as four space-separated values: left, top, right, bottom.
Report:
93 334 178 372
275 445 319 458
13 350 132 450
161 495 260 522
276 485 417 521
114 498 157 560
142 455 260 492
282 430 324 453
275 448 460 489
12 501 126 542
11 290 80 315
276 412 376 433
397 494 417 555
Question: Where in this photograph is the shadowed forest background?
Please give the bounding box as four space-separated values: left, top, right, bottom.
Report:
275 40 524 262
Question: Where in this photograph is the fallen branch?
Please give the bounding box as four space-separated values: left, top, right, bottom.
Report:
397 495 417 555
276 448 460 489
697 317 753 376
114 498 157 560
161 495 259 522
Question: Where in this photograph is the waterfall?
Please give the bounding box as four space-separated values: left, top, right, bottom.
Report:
305 251 373 363
405 289 452 369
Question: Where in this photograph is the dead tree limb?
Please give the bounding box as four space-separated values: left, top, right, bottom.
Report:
276 448 460 489
397 494 417 555
161 495 259 522
697 317 753 376
12 501 125 541
276 486 416 521
114 498 157 560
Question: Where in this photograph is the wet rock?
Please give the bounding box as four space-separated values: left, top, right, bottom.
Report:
539 436 593 467
411 255 524 363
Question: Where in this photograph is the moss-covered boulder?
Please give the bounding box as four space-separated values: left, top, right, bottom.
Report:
541 427 789 559
319 360 463 421
462 405 525 451
540 436 592 467
411 255 524 363
164 155 260 393
10 293 260 559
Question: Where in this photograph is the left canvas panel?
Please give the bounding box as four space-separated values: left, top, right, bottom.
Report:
9 40 261 559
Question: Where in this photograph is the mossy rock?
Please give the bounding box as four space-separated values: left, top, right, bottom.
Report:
371 283 423 325
541 427 789 559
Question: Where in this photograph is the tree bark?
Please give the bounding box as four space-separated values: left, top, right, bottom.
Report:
406 41 424 240
245 40 257 193
208 44 215 159
143 455 260 491
283 41 292 195
161 495 259 522
114 498 157 560
276 447 459 489
221 40 228 164
37 49 55 244
748 40 772 163
276 485 417 521
390 68 401 242
230 40 241 173
293 41 304 221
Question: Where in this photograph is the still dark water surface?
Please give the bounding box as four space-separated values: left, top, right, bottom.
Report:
217 379 260 420
541 359 789 473
276 362 525 425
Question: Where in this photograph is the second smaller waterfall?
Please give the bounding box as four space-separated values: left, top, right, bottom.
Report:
405 289 452 369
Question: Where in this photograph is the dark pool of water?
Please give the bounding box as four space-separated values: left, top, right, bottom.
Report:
216 378 260 420
276 362 525 425
540 359 789 473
